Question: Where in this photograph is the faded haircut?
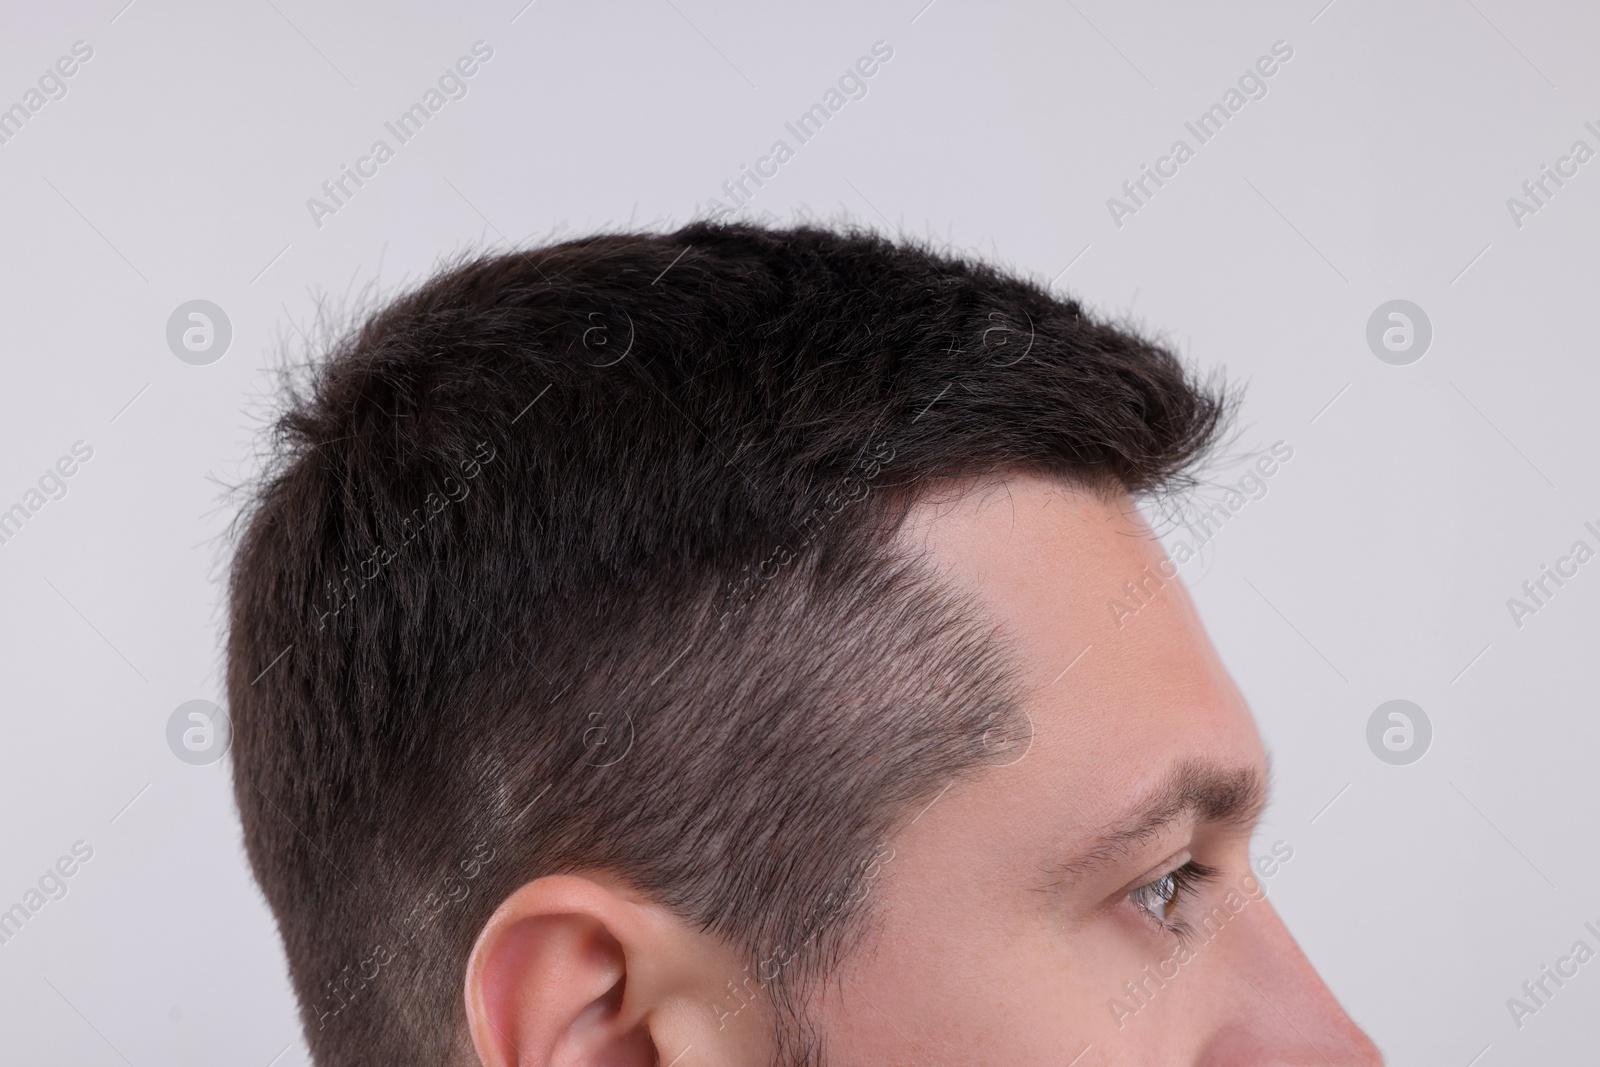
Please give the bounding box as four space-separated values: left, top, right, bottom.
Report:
225 220 1231 1067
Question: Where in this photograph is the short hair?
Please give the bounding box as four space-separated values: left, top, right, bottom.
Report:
226 220 1231 1067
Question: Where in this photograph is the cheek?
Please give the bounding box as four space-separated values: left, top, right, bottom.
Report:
825 924 1065 1063
820 860 1143 1063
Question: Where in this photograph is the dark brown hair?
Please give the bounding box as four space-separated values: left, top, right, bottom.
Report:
225 220 1231 1066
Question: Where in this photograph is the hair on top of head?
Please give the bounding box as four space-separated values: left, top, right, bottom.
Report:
225 218 1233 1067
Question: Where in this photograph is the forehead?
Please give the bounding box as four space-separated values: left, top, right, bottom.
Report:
893 473 1264 828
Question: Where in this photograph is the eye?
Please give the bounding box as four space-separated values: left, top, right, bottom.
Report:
1128 871 1181 922
1126 860 1218 940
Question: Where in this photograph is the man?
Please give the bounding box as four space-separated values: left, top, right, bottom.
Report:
226 221 1381 1065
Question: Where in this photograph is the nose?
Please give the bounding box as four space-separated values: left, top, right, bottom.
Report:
1196 899 1384 1066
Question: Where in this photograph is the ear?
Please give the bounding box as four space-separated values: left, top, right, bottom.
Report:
463 873 774 1067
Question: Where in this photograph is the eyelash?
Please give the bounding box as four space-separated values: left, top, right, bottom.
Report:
1126 860 1219 944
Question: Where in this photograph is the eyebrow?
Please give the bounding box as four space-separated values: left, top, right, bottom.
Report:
1046 758 1269 882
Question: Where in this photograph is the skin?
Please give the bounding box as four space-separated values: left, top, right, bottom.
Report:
464 473 1383 1066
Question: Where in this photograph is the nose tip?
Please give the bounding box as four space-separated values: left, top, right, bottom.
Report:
1199 1017 1384 1066
1196 978 1384 1066
1197 902 1386 1066
1349 1027 1385 1065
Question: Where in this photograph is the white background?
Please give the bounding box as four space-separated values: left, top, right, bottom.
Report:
1 1 1596 1063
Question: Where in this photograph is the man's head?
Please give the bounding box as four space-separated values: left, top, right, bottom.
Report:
226 221 1379 1065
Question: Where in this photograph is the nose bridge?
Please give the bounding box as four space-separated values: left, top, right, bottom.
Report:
1197 897 1384 1065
